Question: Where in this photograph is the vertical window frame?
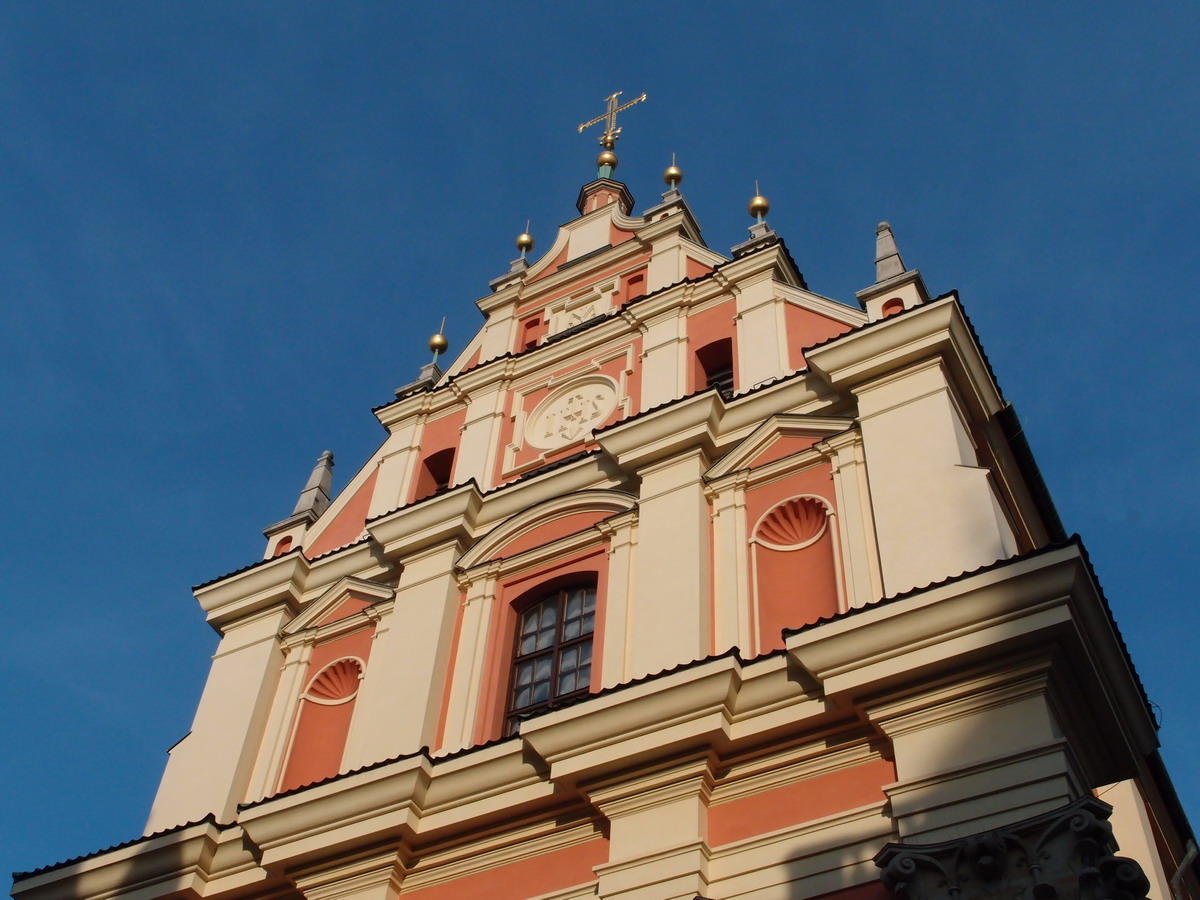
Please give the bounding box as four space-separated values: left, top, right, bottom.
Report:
505 581 598 735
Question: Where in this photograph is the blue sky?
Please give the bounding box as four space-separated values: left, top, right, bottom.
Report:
3 2 1198 885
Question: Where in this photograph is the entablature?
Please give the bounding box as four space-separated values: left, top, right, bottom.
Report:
785 542 1158 783
805 294 1004 423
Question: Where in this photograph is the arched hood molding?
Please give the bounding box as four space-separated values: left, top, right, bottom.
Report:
457 489 638 570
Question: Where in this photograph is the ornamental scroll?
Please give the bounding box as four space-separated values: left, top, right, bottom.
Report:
875 797 1150 900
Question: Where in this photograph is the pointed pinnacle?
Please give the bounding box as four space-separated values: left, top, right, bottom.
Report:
875 221 908 283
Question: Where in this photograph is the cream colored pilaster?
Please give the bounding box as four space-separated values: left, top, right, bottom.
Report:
588 754 714 900
856 360 1016 596
438 563 500 752
819 431 883 609
733 270 788 389
628 450 710 679
478 302 517 362
596 512 637 688
146 607 291 832
246 639 314 803
455 385 505 491
707 473 751 656
291 848 408 900
1101 779 1173 900
867 664 1087 843
646 236 686 293
348 542 465 763
368 422 421 519
639 308 687 410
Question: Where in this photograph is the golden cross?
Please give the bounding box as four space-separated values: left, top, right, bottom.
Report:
577 91 647 149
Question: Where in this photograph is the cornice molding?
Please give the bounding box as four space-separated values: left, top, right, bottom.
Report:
786 544 1158 780
805 296 1004 421
10 821 278 900
195 553 309 631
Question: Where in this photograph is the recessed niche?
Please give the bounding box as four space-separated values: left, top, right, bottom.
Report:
755 496 829 551
305 657 364 704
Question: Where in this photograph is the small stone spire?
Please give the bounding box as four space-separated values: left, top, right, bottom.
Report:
874 221 907 283
292 451 334 518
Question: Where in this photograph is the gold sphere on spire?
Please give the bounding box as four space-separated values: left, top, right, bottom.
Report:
516 231 534 253
597 149 618 171
748 193 770 219
663 164 683 187
429 332 448 355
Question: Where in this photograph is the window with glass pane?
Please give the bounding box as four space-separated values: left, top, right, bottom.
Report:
507 583 596 734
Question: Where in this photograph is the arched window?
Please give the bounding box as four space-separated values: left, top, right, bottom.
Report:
506 582 596 734
414 447 455 501
695 337 734 394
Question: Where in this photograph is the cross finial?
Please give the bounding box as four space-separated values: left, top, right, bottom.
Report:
578 91 647 149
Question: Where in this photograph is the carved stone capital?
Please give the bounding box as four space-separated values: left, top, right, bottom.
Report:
876 797 1150 900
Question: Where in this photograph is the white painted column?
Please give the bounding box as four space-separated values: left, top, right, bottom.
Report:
856 360 1017 596
438 563 500 752
639 309 687 411
708 475 751 656
597 512 637 688
627 450 711 679
455 384 506 491
1102 779 1174 900
348 543 465 763
245 639 314 802
733 270 789 390
820 431 883 609
146 607 290 832
590 755 714 900
478 303 517 363
646 238 686 293
368 424 421 520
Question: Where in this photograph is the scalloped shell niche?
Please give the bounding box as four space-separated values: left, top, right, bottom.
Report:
305 658 364 704
755 497 828 550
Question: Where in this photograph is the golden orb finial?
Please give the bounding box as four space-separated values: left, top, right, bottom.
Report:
516 219 534 256
597 149 618 172
748 180 769 220
428 316 449 362
663 153 682 188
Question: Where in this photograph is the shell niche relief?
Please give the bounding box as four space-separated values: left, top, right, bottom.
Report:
755 496 829 550
750 495 839 652
279 655 368 792
304 657 364 704
526 377 620 451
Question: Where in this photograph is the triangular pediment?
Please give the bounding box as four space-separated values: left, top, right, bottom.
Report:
706 415 855 479
282 576 395 636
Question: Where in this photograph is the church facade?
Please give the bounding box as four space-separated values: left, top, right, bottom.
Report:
13 133 1197 900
